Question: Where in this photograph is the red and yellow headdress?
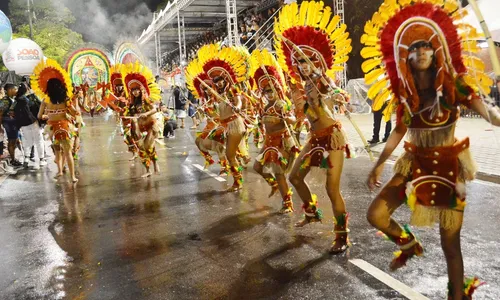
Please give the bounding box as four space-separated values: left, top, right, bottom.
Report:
274 1 352 81
249 49 286 98
31 58 74 103
196 44 249 85
110 64 124 90
121 61 161 102
186 57 211 100
361 0 492 120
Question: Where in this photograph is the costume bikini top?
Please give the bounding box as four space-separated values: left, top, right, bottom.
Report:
397 88 472 130
45 108 67 116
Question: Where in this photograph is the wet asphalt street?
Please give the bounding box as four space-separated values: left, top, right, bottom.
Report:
1 116 500 300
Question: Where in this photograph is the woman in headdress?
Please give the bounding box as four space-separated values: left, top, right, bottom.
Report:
362 1 500 298
32 59 79 183
196 44 249 191
274 1 354 253
186 57 228 175
250 49 299 213
122 62 163 177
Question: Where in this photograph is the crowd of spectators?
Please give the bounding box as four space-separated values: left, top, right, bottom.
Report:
161 0 281 73
0 79 48 175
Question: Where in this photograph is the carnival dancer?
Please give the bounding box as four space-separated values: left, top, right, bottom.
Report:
122 62 163 177
70 87 84 160
185 57 228 174
274 1 354 253
105 65 138 160
197 44 249 191
31 58 79 183
362 1 500 298
250 49 299 213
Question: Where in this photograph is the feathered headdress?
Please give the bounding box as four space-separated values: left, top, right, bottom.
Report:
31 58 74 103
186 57 211 99
274 1 352 81
196 44 248 85
249 49 286 98
361 0 491 121
109 64 125 95
121 61 161 102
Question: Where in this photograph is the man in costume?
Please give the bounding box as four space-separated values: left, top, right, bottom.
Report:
250 49 299 213
122 62 163 178
196 44 249 191
274 0 353 253
186 57 228 175
363 1 500 298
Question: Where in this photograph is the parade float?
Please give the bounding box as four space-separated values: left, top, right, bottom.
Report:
64 46 113 115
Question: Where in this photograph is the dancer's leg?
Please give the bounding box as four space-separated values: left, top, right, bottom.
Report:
62 142 77 182
440 216 464 300
253 159 278 197
53 144 63 178
226 132 244 191
325 150 349 253
366 174 423 270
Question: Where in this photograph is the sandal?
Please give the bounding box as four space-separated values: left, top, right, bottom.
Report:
279 189 294 214
295 195 322 227
329 213 351 254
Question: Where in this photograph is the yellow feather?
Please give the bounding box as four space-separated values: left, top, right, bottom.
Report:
373 88 391 110
444 1 458 13
364 21 379 36
299 1 308 25
305 0 314 26
361 46 381 59
289 2 299 27
365 68 385 85
463 56 485 71
334 56 349 64
335 32 350 45
361 34 378 46
462 40 479 53
368 78 388 100
319 6 332 30
372 12 383 26
452 9 468 21
362 58 382 73
382 98 395 122
335 46 352 58
326 15 340 35
328 66 344 72
329 24 347 42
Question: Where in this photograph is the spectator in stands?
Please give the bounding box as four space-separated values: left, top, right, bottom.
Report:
239 23 249 45
0 83 22 166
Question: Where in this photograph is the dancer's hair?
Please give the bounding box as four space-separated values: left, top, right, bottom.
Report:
46 78 67 104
